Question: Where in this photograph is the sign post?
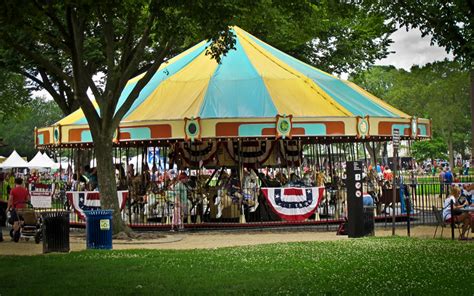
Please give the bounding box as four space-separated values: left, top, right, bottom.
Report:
347 161 364 238
392 129 400 236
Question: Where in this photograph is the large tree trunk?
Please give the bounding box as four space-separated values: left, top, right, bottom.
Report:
94 136 128 234
470 70 474 165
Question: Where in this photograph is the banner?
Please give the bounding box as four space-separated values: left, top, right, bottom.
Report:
67 191 128 219
261 187 324 221
30 183 54 208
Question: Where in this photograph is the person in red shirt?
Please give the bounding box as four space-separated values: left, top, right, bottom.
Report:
7 178 30 242
27 171 39 185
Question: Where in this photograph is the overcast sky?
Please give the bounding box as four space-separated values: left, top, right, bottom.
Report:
375 27 453 70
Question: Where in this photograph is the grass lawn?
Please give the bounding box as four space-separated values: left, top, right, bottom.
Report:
0 237 473 295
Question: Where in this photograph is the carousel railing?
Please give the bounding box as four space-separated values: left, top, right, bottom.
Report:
24 182 461 230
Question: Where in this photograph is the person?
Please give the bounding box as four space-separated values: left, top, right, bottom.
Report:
7 178 31 242
444 167 453 184
288 173 301 187
464 160 470 176
171 172 188 231
375 163 382 174
383 166 393 182
439 168 446 198
27 170 39 185
443 186 472 239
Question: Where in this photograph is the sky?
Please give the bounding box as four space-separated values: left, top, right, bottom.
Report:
374 27 453 70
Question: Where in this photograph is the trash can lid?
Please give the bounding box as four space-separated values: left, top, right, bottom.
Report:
41 211 70 217
83 210 114 216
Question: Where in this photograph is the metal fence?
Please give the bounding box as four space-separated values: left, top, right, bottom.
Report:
19 181 459 232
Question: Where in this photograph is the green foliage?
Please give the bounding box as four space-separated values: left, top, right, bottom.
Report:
0 98 62 159
0 70 31 122
378 0 473 67
0 238 473 295
236 0 395 74
351 61 471 161
411 137 447 162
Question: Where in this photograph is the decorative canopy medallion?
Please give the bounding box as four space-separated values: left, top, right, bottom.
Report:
53 125 61 145
184 117 201 142
276 114 292 139
357 116 370 139
411 117 418 139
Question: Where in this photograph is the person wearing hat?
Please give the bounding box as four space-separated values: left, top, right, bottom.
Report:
171 172 188 231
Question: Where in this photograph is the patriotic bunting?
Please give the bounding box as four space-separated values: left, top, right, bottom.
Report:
67 191 128 220
261 187 324 221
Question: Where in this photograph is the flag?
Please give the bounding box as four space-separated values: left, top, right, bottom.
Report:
67 191 128 219
261 187 324 221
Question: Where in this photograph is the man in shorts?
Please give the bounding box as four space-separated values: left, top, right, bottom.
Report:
7 178 30 242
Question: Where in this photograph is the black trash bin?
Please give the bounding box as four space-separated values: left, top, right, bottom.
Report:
41 211 70 253
84 210 113 250
0 201 7 227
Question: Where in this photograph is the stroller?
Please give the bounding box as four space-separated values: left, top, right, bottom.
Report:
8 202 42 243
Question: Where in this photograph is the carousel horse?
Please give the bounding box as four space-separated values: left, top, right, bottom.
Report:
243 170 259 212
145 188 173 223
178 175 215 224
128 170 152 222
316 171 326 187
214 171 259 222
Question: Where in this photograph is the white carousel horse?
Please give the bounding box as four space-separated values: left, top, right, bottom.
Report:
243 171 259 213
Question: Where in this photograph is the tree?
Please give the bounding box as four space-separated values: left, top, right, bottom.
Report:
0 70 31 122
351 61 471 168
377 0 474 161
236 0 395 74
0 98 62 159
0 1 397 234
0 0 323 234
411 137 447 163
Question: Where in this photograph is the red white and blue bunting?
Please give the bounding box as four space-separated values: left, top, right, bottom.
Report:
261 187 324 221
67 191 128 220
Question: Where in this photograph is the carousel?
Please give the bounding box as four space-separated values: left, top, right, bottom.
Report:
34 27 430 228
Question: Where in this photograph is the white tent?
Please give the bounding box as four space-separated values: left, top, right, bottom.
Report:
0 150 29 169
42 153 61 170
27 151 53 170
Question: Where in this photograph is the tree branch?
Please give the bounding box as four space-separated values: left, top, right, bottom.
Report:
33 0 71 43
6 40 72 84
111 41 172 129
67 6 100 130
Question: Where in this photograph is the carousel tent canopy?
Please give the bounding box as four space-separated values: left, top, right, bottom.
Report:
0 150 29 169
36 26 430 146
28 151 53 169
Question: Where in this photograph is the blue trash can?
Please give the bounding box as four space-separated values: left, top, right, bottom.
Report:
84 210 113 249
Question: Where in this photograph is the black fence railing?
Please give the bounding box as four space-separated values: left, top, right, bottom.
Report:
8 181 465 231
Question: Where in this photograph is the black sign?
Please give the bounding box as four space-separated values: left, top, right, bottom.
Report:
347 161 364 238
393 128 400 149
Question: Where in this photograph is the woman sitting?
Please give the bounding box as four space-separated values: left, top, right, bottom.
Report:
443 186 472 239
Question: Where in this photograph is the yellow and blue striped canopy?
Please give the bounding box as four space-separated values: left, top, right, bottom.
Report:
59 26 408 126
38 26 429 147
